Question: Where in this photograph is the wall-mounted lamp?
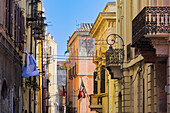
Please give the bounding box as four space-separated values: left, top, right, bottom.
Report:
105 34 124 79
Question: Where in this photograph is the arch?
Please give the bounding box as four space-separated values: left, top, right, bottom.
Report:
1 80 8 100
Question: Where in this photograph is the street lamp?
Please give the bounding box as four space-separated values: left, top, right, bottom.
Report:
105 34 124 79
105 34 125 113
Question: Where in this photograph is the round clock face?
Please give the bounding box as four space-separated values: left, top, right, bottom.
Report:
106 34 116 45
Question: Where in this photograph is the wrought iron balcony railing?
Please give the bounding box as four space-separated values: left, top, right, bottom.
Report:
89 94 103 112
132 7 170 44
89 94 102 107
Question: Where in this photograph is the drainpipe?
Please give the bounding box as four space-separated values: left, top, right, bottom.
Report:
143 78 145 113
12 88 13 113
34 36 37 113
107 74 109 113
41 39 44 113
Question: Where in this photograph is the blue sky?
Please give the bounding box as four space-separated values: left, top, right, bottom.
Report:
43 0 116 58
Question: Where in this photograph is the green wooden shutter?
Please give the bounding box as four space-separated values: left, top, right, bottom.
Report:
94 72 97 94
100 66 105 93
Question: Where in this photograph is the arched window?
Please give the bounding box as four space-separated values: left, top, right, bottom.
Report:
1 80 8 100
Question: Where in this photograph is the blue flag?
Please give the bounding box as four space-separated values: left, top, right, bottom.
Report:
22 49 40 78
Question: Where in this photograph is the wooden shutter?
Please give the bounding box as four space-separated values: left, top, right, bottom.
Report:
100 66 105 93
20 13 25 51
5 0 9 31
127 44 131 61
14 4 18 42
94 72 98 94
9 0 13 37
18 8 21 44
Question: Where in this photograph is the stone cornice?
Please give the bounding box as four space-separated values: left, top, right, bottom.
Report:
90 12 116 38
67 31 90 46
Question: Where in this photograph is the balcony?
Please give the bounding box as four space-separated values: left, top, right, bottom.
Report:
132 7 170 45
89 94 103 112
132 7 170 62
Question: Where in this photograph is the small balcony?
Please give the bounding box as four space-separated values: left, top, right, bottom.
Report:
89 94 103 112
132 7 170 62
132 7 170 46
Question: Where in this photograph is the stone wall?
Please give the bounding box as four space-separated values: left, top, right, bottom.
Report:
0 34 22 113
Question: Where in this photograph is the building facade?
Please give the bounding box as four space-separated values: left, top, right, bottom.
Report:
89 2 117 113
57 61 67 113
20 0 46 113
0 0 25 112
66 23 96 113
46 33 57 113
114 0 170 113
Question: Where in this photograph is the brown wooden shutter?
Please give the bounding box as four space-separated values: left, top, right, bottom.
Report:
15 4 19 44
127 44 131 61
14 4 17 42
18 8 21 43
100 66 105 93
94 72 98 94
9 0 13 37
5 0 9 32
20 14 25 51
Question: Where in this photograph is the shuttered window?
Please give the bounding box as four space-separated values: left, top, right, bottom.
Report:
100 66 105 93
9 0 13 37
94 72 97 94
20 14 25 51
5 0 9 31
127 44 131 61
14 4 18 42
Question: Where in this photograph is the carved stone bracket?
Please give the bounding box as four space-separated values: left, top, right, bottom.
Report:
149 35 169 57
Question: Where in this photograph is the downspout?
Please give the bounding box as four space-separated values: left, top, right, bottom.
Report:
12 88 14 113
143 78 145 113
41 38 44 113
107 74 109 113
34 33 37 113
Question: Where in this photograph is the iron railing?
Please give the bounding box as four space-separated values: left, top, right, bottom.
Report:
132 7 170 44
89 94 102 106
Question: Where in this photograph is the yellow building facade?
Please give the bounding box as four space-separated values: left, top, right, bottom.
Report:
22 0 45 113
115 0 170 113
89 2 116 113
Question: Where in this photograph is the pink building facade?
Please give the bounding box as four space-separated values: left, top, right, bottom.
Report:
67 23 96 113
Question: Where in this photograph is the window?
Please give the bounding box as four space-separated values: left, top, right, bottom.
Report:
135 48 139 56
127 44 132 61
9 0 13 37
100 66 105 93
94 72 98 94
5 0 9 31
1 80 8 100
50 46 51 55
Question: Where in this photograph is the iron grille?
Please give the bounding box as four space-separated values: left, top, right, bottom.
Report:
106 49 124 66
132 7 170 44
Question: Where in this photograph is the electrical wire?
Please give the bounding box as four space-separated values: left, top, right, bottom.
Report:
130 63 144 85
37 54 97 57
